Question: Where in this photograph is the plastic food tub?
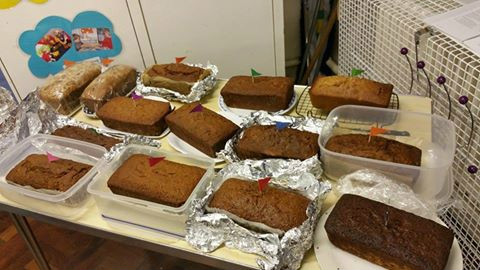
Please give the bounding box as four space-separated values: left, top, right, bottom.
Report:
87 145 215 237
319 105 456 203
0 134 107 219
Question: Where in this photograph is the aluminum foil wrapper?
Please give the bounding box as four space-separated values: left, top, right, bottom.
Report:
186 158 331 270
218 111 325 163
0 87 17 125
136 62 218 103
335 169 440 220
0 89 161 159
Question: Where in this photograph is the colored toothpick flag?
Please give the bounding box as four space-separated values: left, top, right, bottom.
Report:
370 126 388 137
190 104 203 113
175 56 186 64
148 156 165 167
46 152 59 162
101 58 114 66
351 68 364 77
131 92 143 100
251 68 262 83
275 121 289 130
251 68 262 77
63 60 75 68
258 177 271 192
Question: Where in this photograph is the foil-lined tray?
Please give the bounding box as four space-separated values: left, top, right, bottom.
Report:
186 158 330 270
136 62 218 103
218 111 325 162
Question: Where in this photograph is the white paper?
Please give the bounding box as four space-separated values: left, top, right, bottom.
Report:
423 1 480 42
464 35 480 55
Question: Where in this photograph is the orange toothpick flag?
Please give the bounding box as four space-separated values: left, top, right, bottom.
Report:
370 126 388 137
258 177 271 192
63 60 75 68
175 56 186 64
101 58 114 66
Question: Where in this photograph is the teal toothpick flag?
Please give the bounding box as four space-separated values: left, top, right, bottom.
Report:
251 68 262 77
351 68 364 77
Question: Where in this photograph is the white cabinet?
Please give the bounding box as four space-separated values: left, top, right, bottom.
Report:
0 0 285 99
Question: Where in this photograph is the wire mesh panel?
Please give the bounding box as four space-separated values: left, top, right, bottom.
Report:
339 0 479 269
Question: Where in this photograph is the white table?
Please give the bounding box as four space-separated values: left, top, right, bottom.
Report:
0 81 432 270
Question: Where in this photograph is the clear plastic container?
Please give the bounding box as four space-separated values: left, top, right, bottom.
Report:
0 134 107 219
87 145 215 237
319 105 456 203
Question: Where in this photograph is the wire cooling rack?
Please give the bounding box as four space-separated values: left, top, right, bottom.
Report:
294 85 400 120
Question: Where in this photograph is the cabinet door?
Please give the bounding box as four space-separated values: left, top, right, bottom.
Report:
0 0 145 98
139 0 285 78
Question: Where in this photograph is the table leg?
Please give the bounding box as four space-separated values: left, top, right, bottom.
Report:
9 213 51 270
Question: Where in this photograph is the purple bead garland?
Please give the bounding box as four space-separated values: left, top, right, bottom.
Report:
400 47 414 93
468 165 478 174
437 75 452 119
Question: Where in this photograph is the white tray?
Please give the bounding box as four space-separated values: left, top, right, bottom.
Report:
313 206 464 270
167 111 242 164
87 145 215 236
0 134 106 219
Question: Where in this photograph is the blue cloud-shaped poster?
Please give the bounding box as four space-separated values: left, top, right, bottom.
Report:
19 11 122 78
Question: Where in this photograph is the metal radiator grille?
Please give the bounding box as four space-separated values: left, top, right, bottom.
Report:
339 0 479 269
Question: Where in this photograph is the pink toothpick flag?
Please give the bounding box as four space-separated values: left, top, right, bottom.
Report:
175 56 186 64
148 156 165 167
190 104 203 113
46 152 59 162
258 177 272 192
131 92 143 100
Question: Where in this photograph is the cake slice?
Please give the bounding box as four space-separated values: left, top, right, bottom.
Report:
97 96 171 136
234 125 319 160
220 76 294 112
165 103 239 157
309 76 393 112
325 134 422 166
52 125 121 150
107 154 206 207
207 178 310 234
141 63 211 95
39 61 102 115
325 194 454 270
80 64 137 113
6 154 92 192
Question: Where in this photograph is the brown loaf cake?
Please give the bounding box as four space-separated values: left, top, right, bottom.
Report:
165 103 239 157
97 96 171 136
80 64 137 113
325 134 422 166
52 126 121 150
325 194 454 270
234 125 319 160
309 76 393 112
39 62 102 115
141 63 211 95
107 154 206 207
208 178 310 234
220 76 294 112
6 154 92 192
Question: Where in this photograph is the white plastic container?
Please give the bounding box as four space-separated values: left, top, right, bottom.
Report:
319 105 456 203
0 134 106 219
87 145 215 237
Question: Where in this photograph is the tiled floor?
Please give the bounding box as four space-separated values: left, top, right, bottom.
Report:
0 212 217 270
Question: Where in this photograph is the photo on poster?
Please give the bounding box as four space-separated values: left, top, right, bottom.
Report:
72 27 113 52
35 28 72 62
